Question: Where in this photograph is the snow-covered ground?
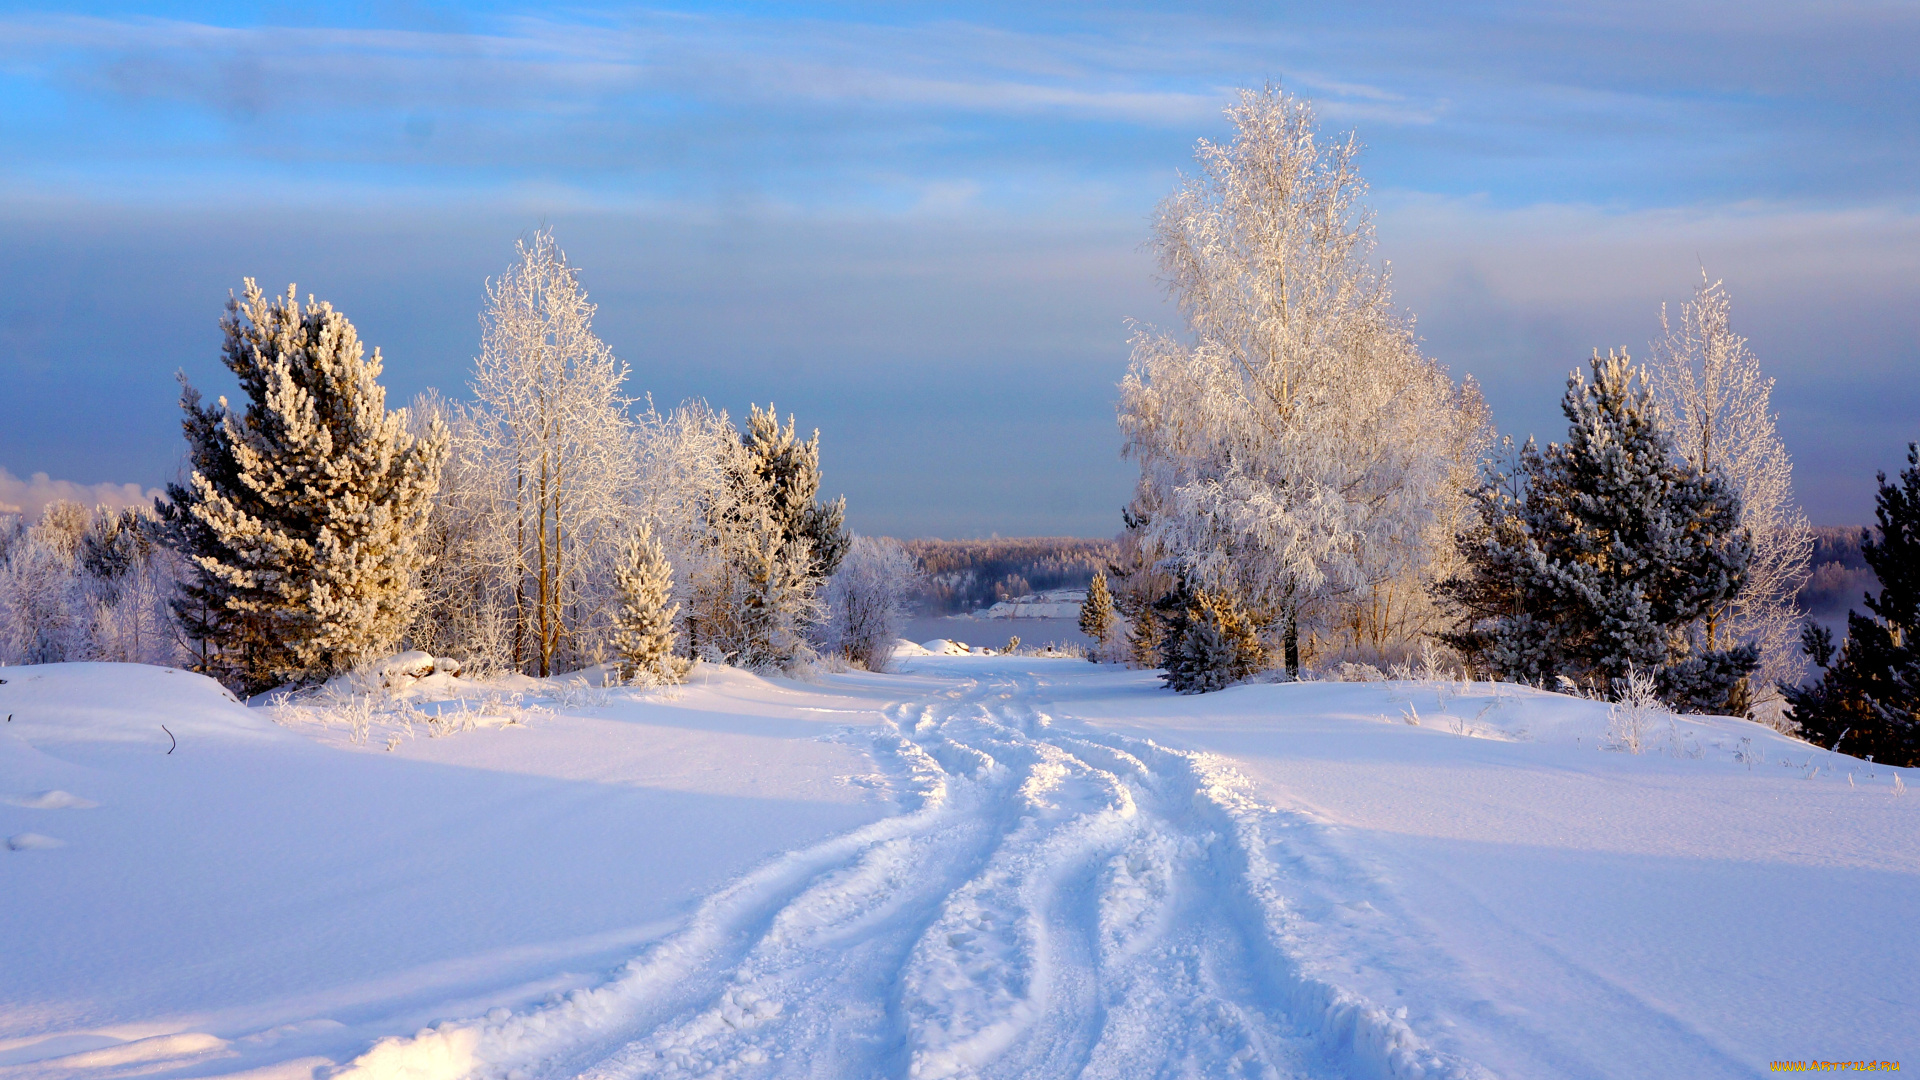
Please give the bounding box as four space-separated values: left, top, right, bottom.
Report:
2 658 1914 1079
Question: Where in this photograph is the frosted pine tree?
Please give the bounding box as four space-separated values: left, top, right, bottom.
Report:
1079 572 1116 661
1443 352 1756 711
739 404 849 581
612 524 686 685
165 280 448 692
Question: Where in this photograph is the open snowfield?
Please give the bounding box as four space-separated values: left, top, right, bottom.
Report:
2 656 1915 1079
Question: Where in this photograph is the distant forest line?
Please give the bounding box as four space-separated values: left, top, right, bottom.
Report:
903 530 1881 624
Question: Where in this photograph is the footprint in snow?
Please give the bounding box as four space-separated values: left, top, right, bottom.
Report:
5 790 100 810
7 833 65 851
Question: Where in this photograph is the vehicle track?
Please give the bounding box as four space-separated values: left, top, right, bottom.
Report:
339 671 1486 1080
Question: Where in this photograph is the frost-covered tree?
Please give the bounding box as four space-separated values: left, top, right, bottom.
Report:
1079 571 1116 661
1161 586 1266 693
466 230 636 676
1442 352 1756 712
824 534 920 671
0 509 87 664
1118 85 1489 679
1784 444 1920 766
1647 273 1814 729
611 524 686 684
164 281 447 692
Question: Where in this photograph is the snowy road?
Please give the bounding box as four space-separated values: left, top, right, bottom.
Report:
345 668 1472 1080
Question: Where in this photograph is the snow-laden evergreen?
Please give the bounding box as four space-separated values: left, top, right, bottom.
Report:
685 405 845 671
1077 570 1115 661
1160 585 1266 692
611 524 687 685
162 281 445 692
1443 351 1756 711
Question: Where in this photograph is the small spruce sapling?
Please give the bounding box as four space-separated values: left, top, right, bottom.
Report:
612 524 688 685
1079 572 1116 662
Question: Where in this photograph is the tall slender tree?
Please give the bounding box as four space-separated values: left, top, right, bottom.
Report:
163 281 446 692
1648 272 1814 727
468 230 635 676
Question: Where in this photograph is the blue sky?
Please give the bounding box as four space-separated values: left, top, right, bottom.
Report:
1 1 1916 535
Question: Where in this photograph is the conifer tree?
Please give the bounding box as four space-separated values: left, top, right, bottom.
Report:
1441 352 1755 711
164 280 447 693
1079 572 1116 661
1161 587 1266 693
1784 444 1920 765
738 404 849 581
612 524 687 684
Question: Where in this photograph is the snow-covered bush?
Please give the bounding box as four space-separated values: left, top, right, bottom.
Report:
823 535 920 671
1161 587 1267 693
163 280 446 692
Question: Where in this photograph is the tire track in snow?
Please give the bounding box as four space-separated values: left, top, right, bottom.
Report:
335 672 1489 1080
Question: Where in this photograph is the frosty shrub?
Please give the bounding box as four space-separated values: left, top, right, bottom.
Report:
824 535 920 672
1161 587 1267 694
1648 273 1814 729
1118 85 1489 678
1604 666 1667 754
164 281 447 692
1441 352 1756 713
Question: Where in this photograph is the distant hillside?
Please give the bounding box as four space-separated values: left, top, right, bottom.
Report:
900 537 1119 614
1802 525 1880 625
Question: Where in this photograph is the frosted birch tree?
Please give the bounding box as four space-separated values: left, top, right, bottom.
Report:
467 230 637 676
1118 85 1488 677
1648 273 1814 728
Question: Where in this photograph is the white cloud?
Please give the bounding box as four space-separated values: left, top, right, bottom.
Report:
0 468 162 521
